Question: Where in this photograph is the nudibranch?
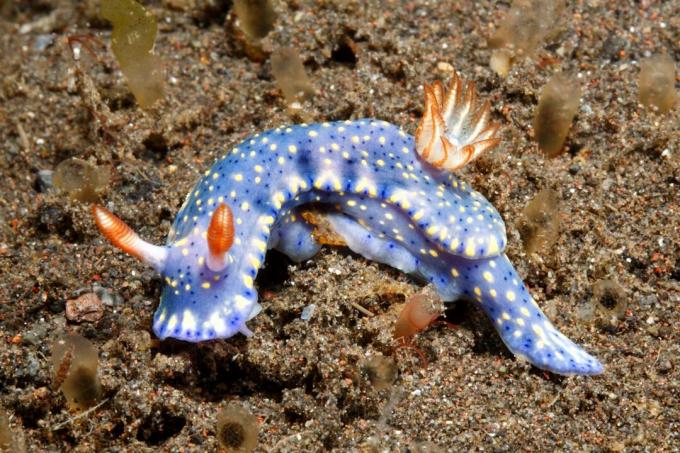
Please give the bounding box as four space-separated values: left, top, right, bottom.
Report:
93 70 603 375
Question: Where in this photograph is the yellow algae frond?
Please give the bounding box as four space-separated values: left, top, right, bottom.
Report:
101 0 164 108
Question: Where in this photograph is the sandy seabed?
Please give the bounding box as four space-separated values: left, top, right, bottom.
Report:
0 1 678 451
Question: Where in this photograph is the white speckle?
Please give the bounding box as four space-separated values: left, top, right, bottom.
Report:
301 304 316 321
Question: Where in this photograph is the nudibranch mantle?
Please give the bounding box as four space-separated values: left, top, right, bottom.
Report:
93 72 603 376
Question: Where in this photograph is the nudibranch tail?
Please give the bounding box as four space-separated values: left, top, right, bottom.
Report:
92 204 167 272
416 70 501 171
462 254 604 375
206 203 235 272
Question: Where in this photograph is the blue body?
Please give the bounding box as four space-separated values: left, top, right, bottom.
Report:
153 119 603 375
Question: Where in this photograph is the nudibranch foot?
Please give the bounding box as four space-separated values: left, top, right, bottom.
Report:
454 254 604 375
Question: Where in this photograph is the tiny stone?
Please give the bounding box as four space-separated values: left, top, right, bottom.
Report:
65 292 104 323
301 304 316 321
657 359 671 373
34 169 53 192
568 164 580 175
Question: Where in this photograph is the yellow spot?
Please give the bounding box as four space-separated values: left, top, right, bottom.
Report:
379 136 386 144
331 143 340 151
243 275 253 288
502 311 511 320
212 172 219 180
489 289 497 298
347 199 357 207
270 144 277 151
185 284 191 291
157 309 167 323
175 238 188 247
451 267 459 278
449 238 460 251
376 159 385 166
198 256 205 266
182 248 189 256
260 215 275 225
474 287 482 296
250 256 261 268
465 243 476 257
202 282 211 289
428 249 438 257
483 271 494 283
532 324 545 338
213 274 220 281
254 239 267 252
278 156 285 165
308 130 318 137
426 225 438 235
520 307 531 317
488 236 499 255
536 340 545 349
352 135 360 143
166 315 178 332
288 145 297 154
516 318 525 326
489 260 496 268
234 174 243 182
506 290 516 301
254 165 263 173
241 201 249 211
513 330 522 338
402 147 409 154
342 151 350 159
412 210 424 221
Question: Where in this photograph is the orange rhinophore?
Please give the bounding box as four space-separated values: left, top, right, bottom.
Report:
92 204 167 271
415 71 500 171
207 203 235 271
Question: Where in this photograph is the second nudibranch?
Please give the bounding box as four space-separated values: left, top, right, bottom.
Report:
93 71 603 376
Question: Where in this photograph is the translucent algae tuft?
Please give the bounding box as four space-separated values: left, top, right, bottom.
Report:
639 54 677 114
101 0 164 108
53 158 110 203
518 189 561 254
0 409 12 451
489 0 565 75
271 47 315 105
216 404 259 452
364 355 397 391
233 0 276 42
51 333 102 411
533 73 581 157
593 279 627 322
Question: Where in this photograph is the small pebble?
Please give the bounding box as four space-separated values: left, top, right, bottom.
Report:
65 293 105 323
300 304 316 321
34 169 53 192
657 359 671 373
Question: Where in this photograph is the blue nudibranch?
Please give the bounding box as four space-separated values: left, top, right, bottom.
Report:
93 71 603 375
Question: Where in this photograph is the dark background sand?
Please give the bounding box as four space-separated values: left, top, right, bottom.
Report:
0 1 678 451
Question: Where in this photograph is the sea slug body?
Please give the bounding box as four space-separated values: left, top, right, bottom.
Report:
93 71 603 376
